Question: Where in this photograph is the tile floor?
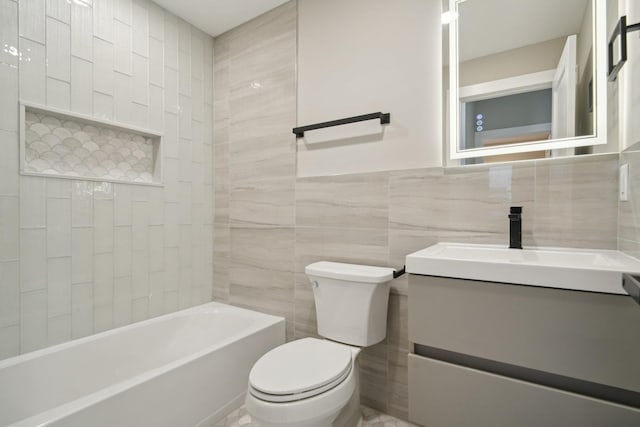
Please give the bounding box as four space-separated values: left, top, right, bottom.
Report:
213 405 418 427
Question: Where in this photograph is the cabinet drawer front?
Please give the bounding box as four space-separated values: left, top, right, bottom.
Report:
408 275 640 392
408 354 640 427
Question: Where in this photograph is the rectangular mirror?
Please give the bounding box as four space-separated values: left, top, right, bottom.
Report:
446 0 607 163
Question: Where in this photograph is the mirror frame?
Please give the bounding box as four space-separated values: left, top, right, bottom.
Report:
447 0 607 160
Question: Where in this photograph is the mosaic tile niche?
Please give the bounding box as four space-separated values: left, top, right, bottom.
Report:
22 107 161 184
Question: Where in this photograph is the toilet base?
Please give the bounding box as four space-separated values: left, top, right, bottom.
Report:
332 383 361 427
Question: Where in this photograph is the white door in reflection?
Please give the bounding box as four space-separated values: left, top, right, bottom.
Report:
552 34 577 139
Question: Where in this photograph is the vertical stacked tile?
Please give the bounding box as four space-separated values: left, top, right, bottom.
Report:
212 33 230 302
213 2 298 338
20 177 48 352
45 179 72 345
0 0 215 359
0 0 20 359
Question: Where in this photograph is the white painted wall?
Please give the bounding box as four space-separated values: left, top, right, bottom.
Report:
296 0 442 177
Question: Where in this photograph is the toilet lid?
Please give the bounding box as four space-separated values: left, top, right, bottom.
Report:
249 338 353 402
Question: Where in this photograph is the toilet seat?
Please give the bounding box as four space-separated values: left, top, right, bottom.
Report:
248 338 353 403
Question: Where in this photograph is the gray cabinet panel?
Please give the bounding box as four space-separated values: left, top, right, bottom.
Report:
408 354 640 427
408 275 640 392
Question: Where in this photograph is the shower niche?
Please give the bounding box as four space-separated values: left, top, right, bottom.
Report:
19 103 163 185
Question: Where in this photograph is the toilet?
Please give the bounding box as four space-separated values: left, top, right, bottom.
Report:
245 261 395 427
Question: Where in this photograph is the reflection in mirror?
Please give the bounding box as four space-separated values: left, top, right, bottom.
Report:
445 0 607 164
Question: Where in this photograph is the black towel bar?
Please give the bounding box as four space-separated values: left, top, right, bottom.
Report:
293 112 390 138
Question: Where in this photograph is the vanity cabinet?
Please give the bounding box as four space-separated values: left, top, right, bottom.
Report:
408 274 640 427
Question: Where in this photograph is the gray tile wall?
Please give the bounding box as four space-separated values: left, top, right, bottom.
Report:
620 146 640 258
212 0 621 421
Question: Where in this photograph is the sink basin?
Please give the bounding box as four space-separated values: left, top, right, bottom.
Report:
406 242 640 294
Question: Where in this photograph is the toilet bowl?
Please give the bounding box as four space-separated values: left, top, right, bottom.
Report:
245 261 395 427
245 338 362 427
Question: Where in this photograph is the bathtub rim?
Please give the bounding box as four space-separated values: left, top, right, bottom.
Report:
1 301 285 427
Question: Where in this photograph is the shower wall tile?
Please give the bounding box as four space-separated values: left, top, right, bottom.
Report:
47 256 71 318
70 56 93 113
72 182 94 227
71 227 93 283
19 0 45 44
177 18 190 53
178 94 192 138
20 228 47 292
113 70 132 121
47 197 72 257
114 0 131 25
93 0 114 42
0 261 19 328
46 179 71 198
48 317 72 347
132 53 148 105
71 282 93 338
47 314 71 345
93 307 113 334
149 37 163 86
113 19 132 74
45 17 70 81
113 276 132 326
147 1 163 41
93 37 114 95
70 0 92 61
1 1 213 358
20 290 47 352
163 13 178 70
0 196 19 261
93 252 114 307
164 67 178 114
0 62 19 132
131 296 148 321
0 130 19 197
130 99 148 127
45 0 70 24
45 77 70 109
0 326 19 359
131 0 148 57
178 49 191 96
92 91 113 120
19 37 46 104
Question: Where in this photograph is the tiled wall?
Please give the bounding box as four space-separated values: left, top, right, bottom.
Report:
620 146 640 258
212 1 621 420
24 110 157 183
0 0 214 359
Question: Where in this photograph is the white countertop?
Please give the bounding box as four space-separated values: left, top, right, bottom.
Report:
406 242 640 295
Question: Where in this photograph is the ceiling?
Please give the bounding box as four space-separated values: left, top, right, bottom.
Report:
152 0 289 36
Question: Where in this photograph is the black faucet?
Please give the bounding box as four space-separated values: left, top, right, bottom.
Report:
508 206 522 249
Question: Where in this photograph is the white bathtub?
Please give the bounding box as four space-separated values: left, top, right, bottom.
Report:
0 302 285 427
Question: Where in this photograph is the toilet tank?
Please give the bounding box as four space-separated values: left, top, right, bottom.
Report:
305 262 395 347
